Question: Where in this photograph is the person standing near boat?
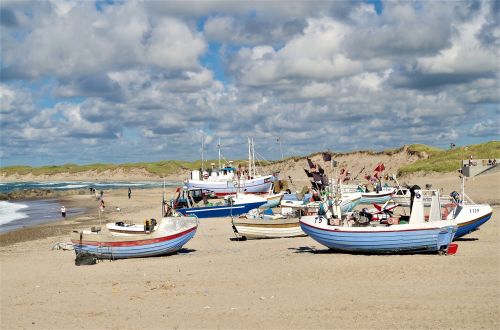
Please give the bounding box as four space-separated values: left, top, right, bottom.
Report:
100 200 105 213
61 206 66 218
128 187 132 199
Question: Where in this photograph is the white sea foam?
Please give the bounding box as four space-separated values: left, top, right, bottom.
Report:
0 201 29 225
52 184 88 190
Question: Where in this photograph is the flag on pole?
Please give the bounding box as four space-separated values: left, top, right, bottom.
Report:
374 163 385 172
306 158 316 169
322 152 332 161
304 169 313 178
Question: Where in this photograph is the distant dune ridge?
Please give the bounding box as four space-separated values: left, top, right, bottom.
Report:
1 142 499 183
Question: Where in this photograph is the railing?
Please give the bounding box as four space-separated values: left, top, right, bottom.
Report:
461 158 499 177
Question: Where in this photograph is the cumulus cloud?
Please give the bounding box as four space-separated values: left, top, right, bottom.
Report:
469 119 500 137
2 1 208 79
0 1 498 166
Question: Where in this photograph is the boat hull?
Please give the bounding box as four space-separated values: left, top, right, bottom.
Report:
451 205 493 239
71 222 197 259
300 216 457 254
233 218 305 239
359 191 393 205
177 201 266 219
185 175 274 196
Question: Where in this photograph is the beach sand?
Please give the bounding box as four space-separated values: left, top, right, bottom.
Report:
1 172 499 329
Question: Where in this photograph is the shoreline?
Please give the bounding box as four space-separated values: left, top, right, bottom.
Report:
0 187 175 247
1 172 499 247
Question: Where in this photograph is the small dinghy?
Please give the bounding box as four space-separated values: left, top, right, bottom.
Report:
232 209 305 240
71 216 198 259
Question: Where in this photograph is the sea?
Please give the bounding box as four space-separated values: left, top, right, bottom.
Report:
0 180 180 233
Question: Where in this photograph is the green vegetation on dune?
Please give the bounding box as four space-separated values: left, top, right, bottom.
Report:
398 141 500 176
405 144 443 157
0 159 249 177
2 142 499 177
0 160 200 177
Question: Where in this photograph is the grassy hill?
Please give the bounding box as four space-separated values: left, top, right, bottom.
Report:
398 141 500 176
1 141 499 178
0 160 203 177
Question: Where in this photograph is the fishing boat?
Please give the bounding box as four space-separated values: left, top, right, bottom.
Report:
226 187 284 210
437 188 492 239
376 179 493 239
299 189 458 254
340 184 395 205
176 191 266 219
71 217 198 259
280 192 362 214
184 138 276 196
232 209 305 239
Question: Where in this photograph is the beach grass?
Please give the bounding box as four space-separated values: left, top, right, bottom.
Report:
2 142 498 177
398 141 500 176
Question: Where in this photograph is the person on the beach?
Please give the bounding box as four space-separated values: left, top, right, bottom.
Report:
128 187 131 199
100 200 105 212
100 190 104 199
61 206 66 218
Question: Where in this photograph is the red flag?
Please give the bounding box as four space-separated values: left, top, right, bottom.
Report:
364 174 371 181
373 171 379 179
374 163 385 172
340 168 345 175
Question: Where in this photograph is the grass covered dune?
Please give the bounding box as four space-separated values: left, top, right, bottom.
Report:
1 141 499 179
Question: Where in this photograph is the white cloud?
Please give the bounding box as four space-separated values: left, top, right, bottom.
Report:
1 1 498 166
469 119 500 137
416 5 498 75
299 82 334 99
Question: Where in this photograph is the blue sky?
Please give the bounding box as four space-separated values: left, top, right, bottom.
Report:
0 1 499 166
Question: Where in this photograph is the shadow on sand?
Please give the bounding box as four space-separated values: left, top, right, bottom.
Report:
288 246 448 256
176 248 197 255
455 237 478 242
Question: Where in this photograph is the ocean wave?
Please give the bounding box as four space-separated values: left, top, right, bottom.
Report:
52 184 88 190
0 201 29 225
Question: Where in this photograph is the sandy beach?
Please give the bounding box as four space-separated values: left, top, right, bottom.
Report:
1 172 499 329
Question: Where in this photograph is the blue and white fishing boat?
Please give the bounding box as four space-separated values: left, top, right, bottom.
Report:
300 189 458 254
176 193 267 219
71 217 198 259
280 192 362 214
340 184 395 205
438 184 493 239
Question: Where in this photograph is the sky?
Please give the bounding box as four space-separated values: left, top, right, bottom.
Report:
0 0 499 167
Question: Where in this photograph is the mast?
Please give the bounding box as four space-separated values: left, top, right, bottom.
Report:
218 138 221 170
248 137 252 178
201 135 205 172
278 136 284 160
252 138 256 177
